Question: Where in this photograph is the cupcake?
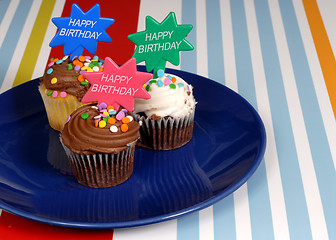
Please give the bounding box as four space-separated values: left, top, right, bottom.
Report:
39 55 104 131
60 103 140 188
134 72 196 150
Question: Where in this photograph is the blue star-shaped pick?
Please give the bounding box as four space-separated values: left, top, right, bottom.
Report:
49 4 114 59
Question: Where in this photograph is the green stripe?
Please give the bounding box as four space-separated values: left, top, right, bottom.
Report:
13 0 56 87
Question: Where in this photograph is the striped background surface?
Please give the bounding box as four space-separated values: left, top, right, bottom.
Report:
0 0 336 239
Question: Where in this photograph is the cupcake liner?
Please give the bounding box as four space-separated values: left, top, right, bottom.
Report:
60 139 136 188
38 85 87 131
133 109 195 150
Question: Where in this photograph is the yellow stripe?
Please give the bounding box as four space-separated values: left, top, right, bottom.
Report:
302 0 336 119
12 0 56 87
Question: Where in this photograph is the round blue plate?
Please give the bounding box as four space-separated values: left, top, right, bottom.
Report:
0 69 266 229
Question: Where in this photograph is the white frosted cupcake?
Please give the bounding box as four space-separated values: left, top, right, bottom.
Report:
134 73 196 150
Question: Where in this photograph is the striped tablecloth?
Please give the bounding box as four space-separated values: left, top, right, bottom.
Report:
0 0 336 239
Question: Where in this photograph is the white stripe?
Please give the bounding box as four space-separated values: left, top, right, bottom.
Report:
293 0 336 170
316 0 336 61
31 0 66 80
244 0 290 239
137 0 182 32
136 0 182 70
0 0 42 93
195 0 208 77
199 206 214 240
234 184 252 240
0 0 20 48
269 0 329 239
114 220 177 240
220 0 238 92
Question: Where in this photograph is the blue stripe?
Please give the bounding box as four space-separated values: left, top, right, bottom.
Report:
247 160 274 239
206 0 225 85
213 195 236 240
279 0 336 237
178 1 199 240
177 212 199 240
0 0 34 86
181 0 197 74
230 1 274 239
0 0 10 25
254 0 312 239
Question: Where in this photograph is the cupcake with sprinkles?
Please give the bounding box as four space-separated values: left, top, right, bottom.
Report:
60 103 140 188
134 70 196 150
39 55 104 131
40 2 115 132
60 56 152 188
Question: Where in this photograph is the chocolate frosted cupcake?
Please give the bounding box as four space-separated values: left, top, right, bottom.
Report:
134 73 196 150
39 55 104 131
60 103 139 188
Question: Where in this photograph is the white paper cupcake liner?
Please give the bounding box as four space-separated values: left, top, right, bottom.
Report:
133 109 195 150
60 139 136 188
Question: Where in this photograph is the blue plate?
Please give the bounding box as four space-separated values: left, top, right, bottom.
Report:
0 69 266 229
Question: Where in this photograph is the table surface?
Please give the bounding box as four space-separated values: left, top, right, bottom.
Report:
1 0 336 239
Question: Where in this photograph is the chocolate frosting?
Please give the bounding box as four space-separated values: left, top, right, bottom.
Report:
61 104 140 154
41 58 90 101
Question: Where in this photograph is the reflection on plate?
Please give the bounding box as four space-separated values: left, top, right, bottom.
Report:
0 68 266 229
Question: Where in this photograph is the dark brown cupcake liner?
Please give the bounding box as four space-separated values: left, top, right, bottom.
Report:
133 109 195 150
60 140 136 188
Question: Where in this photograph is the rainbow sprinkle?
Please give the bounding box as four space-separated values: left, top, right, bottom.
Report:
45 55 105 97
81 112 89 120
78 103 134 133
144 71 186 92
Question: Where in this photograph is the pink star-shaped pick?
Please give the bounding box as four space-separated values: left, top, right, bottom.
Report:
82 57 152 111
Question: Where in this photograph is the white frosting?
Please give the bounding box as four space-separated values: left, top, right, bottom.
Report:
134 74 196 118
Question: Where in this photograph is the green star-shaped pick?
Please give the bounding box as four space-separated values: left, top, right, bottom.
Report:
128 12 194 77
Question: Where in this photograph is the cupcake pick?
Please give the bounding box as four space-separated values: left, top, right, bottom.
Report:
49 3 114 60
81 57 152 111
128 12 194 78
